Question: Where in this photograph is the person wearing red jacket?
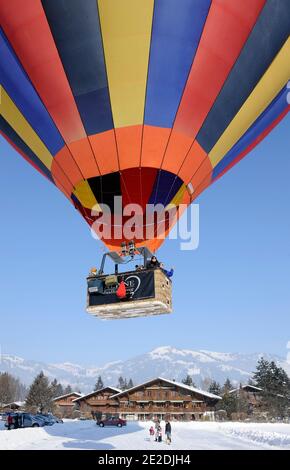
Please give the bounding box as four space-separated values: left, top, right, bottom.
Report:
7 414 13 430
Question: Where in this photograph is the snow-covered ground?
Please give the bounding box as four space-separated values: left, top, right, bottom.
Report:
1 420 290 450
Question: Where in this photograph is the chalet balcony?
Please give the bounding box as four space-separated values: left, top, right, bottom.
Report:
80 407 119 415
84 401 118 407
79 403 209 416
117 404 207 413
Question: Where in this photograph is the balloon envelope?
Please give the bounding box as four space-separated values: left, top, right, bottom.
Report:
0 0 289 251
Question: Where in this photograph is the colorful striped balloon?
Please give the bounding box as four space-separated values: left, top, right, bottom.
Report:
0 0 289 251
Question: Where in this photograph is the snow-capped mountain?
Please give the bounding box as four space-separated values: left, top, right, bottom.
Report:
1 346 289 393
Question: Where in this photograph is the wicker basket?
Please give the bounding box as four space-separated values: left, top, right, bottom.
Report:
86 269 172 320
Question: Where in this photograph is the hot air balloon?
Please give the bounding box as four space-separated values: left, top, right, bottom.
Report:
0 0 289 319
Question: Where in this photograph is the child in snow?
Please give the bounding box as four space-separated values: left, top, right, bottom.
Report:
154 419 160 441
149 426 155 441
157 425 162 442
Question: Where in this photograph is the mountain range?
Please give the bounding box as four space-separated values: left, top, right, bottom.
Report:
1 346 289 393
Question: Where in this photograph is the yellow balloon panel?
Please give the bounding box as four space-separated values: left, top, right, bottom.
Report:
73 179 100 211
0 86 53 170
209 38 290 167
98 0 154 128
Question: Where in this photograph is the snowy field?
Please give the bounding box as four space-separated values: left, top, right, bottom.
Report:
1 420 290 450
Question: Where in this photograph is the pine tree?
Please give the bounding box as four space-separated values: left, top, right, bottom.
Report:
215 378 237 418
253 358 270 389
25 371 53 413
182 375 195 387
50 379 64 398
208 380 222 396
117 376 126 390
253 358 290 417
94 376 104 391
63 385 72 395
217 392 238 418
222 378 233 393
127 378 134 389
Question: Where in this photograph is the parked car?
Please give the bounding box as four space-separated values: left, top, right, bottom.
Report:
35 414 55 426
5 412 45 429
38 413 63 424
47 413 63 424
0 412 9 421
97 416 126 427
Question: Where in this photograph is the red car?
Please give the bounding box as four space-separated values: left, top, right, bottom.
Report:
97 416 126 427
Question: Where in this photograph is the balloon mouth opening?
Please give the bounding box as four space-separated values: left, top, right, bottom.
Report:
41 163 197 249
68 167 189 249
70 167 186 211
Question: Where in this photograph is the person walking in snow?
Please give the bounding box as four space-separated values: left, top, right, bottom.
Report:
165 420 172 444
14 414 19 429
7 413 13 430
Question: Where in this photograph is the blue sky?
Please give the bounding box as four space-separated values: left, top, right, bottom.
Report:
0 114 289 366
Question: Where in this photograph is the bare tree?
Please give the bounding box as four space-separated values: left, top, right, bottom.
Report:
0 372 27 405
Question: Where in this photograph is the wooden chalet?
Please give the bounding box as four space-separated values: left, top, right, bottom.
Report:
111 378 221 421
53 392 82 417
83 378 221 421
229 384 263 413
72 386 121 417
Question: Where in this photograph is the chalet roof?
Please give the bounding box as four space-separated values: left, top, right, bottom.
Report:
72 386 121 402
111 377 222 400
53 392 83 401
229 385 263 394
2 401 25 408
